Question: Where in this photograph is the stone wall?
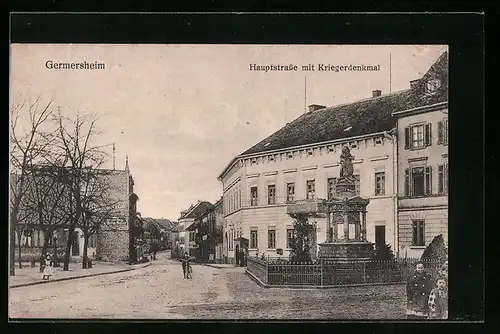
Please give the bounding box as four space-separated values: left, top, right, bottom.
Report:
95 170 130 262
96 230 129 262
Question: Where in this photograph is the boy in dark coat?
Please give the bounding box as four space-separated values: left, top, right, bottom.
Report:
406 261 433 319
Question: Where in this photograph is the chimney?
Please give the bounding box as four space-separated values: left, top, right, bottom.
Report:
372 90 382 97
410 79 420 89
308 104 326 112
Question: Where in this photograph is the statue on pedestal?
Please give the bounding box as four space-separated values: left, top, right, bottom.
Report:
339 146 355 181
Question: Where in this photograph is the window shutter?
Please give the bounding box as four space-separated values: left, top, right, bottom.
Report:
445 163 449 193
438 165 444 194
404 168 410 196
437 121 443 144
425 123 432 146
404 127 410 149
425 166 432 195
412 222 417 245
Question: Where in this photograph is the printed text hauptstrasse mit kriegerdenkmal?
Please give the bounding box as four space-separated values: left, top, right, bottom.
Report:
249 63 381 73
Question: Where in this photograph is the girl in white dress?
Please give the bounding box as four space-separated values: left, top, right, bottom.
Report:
42 254 53 280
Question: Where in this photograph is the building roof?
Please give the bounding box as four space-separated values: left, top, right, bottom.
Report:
155 219 173 229
219 51 448 179
185 221 199 232
178 201 214 220
170 223 181 233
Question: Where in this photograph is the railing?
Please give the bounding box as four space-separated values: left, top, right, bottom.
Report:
246 257 268 284
247 257 442 287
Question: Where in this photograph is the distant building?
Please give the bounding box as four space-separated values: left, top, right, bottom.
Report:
170 222 181 259
392 52 448 258
214 198 224 263
142 217 174 251
190 198 222 263
181 201 214 257
11 158 137 263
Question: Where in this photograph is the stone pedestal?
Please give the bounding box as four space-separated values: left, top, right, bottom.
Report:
318 241 375 261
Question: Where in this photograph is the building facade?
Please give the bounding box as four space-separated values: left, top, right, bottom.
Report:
219 51 448 262
95 161 137 262
11 161 133 263
393 52 448 258
178 201 214 257
213 198 224 263
218 96 410 262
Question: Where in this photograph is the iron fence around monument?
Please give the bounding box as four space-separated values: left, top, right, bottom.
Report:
247 257 442 287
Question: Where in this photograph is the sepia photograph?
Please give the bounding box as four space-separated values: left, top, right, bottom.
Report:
9 43 449 320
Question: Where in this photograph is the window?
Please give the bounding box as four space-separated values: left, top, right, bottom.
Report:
268 230 276 249
250 187 258 206
438 163 449 195
286 182 295 202
405 166 432 197
425 78 441 94
268 185 276 205
405 123 432 149
286 229 294 248
354 174 361 195
306 180 315 199
374 172 386 196
412 220 425 246
438 119 449 145
250 230 258 249
327 177 337 200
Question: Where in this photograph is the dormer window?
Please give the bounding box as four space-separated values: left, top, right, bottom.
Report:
425 78 441 94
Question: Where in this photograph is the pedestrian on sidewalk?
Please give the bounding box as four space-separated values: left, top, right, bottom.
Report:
428 276 448 319
406 261 433 319
42 253 54 280
181 252 190 279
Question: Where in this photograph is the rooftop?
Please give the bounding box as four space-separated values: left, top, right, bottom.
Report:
219 51 448 179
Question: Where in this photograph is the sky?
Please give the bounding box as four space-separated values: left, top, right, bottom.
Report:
10 44 448 220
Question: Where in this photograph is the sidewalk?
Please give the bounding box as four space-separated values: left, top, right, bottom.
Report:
203 263 241 269
9 261 151 288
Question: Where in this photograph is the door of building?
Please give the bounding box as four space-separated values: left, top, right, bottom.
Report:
71 231 80 256
375 225 386 249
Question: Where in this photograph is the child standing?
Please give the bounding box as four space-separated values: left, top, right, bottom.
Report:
428 276 448 319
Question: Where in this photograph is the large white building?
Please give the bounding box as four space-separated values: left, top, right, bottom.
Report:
393 52 448 258
218 52 448 263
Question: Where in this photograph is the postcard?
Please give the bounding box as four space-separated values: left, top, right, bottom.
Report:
9 43 449 320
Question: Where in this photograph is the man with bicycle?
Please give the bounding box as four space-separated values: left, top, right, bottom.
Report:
181 252 192 279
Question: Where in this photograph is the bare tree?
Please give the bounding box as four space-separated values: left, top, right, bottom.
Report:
53 109 110 271
9 97 55 276
22 163 73 271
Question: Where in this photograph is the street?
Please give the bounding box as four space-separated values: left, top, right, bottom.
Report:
9 253 407 319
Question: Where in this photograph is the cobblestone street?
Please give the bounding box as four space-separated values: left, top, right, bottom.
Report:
9 253 407 319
